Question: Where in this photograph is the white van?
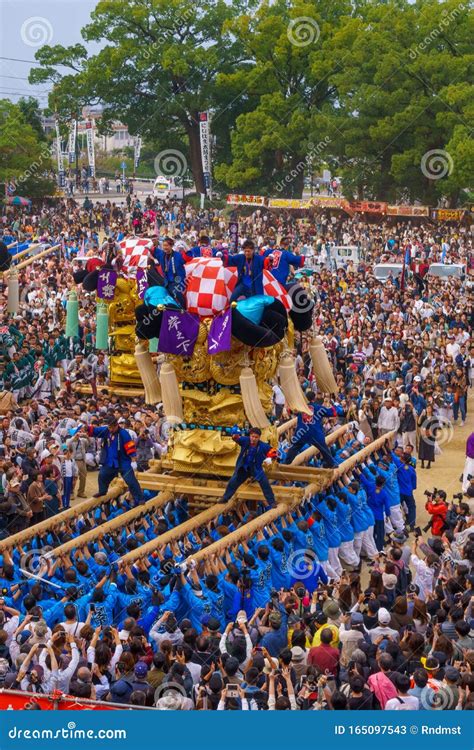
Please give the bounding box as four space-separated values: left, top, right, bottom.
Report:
153 175 183 200
373 262 408 283
426 263 466 281
332 245 361 269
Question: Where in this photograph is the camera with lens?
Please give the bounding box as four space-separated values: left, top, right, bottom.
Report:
453 492 464 501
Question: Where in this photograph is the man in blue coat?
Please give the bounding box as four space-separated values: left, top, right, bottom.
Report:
222 427 277 506
227 240 267 301
84 416 144 504
152 236 188 307
283 392 343 467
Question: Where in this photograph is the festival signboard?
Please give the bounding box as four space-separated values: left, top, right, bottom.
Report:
267 198 311 209
386 205 430 217
226 194 266 206
309 196 347 209
347 200 387 214
432 209 465 222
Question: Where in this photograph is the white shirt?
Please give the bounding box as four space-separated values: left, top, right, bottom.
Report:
272 385 285 405
377 406 400 431
385 695 419 710
410 554 435 601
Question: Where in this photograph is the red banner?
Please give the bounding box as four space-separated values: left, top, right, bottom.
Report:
0 689 128 711
347 201 387 214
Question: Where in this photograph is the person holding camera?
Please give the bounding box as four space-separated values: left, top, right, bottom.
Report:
424 490 449 536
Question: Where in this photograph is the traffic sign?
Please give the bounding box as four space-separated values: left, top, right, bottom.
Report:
121 161 127 170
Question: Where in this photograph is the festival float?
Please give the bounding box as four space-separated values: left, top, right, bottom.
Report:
68 236 347 501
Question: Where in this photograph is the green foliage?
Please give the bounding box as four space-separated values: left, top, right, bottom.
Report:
0 99 55 199
28 0 473 205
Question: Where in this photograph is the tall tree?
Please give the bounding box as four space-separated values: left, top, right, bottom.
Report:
215 0 350 196
17 97 47 142
29 0 248 194
0 100 54 199
318 0 473 204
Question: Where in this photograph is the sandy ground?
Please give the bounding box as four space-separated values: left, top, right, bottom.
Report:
77 395 472 531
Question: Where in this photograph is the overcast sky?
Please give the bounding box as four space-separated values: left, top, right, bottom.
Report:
0 0 97 107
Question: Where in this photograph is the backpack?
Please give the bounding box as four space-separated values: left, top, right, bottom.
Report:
395 563 412 596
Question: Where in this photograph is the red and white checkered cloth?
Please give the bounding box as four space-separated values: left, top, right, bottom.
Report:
262 270 292 310
119 237 153 272
185 258 237 317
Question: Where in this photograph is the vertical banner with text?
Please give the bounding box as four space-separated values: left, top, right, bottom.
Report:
67 120 77 165
55 120 64 187
199 111 211 196
85 120 96 178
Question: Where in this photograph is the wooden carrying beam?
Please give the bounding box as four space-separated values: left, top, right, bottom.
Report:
277 418 296 436
50 491 173 557
117 501 231 566
0 479 127 552
290 423 349 466
10 243 41 263
187 433 395 563
13 243 61 271
186 505 286 564
333 431 395 479
136 474 298 501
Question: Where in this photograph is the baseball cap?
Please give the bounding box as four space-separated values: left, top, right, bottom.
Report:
378 607 391 625
351 612 364 625
134 661 149 678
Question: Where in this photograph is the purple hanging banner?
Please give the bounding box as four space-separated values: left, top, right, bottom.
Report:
136 268 149 300
158 309 200 357
208 308 232 354
97 269 117 300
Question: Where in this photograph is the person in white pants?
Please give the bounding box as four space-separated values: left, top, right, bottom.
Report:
339 540 359 567
360 526 379 559
327 547 343 580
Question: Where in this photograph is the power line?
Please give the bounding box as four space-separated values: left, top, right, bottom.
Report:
0 56 44 65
